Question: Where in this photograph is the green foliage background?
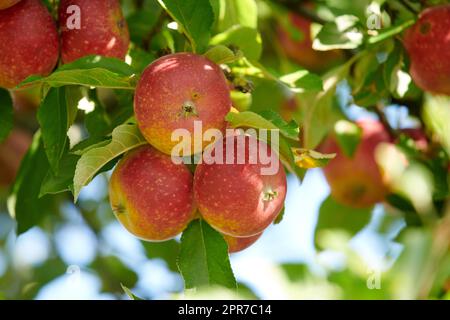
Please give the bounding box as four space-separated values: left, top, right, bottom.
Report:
0 0 450 300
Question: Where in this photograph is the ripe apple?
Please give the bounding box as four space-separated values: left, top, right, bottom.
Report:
194 135 287 237
0 0 21 10
0 129 32 188
404 5 450 95
277 13 344 72
0 0 59 89
134 53 231 156
59 0 130 63
109 145 196 241
320 119 391 208
223 233 262 253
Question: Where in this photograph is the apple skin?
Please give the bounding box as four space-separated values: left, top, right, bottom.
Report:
134 53 231 156
0 0 21 10
0 129 32 187
59 0 130 63
277 13 344 72
404 5 450 95
0 0 59 89
194 135 287 237
320 119 392 208
223 232 262 253
109 145 196 241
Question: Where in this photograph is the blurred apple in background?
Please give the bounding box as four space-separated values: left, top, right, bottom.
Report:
277 12 344 73
0 129 32 188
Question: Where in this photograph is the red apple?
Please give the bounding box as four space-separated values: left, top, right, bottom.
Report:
59 0 130 63
0 0 59 89
277 13 344 72
194 135 287 237
404 5 450 95
223 232 262 253
109 145 196 241
321 119 391 208
134 53 231 156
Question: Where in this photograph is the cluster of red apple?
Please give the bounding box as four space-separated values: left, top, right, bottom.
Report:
0 0 129 89
110 52 287 252
0 0 129 188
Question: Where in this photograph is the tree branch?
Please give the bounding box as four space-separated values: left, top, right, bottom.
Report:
142 12 168 51
398 0 421 15
372 103 397 140
275 0 327 25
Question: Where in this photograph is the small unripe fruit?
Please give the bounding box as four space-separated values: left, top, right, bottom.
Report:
134 53 231 156
404 5 450 95
59 0 130 63
109 145 196 241
194 135 287 237
321 120 391 208
223 233 262 253
0 0 59 88
0 0 21 10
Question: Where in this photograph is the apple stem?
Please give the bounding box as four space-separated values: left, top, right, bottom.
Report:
180 100 199 118
263 189 278 202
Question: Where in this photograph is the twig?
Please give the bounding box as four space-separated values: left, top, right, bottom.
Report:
275 0 327 25
373 103 397 139
398 0 421 15
142 12 167 51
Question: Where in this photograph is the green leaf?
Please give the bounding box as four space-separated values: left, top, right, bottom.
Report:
313 15 363 50
216 0 258 31
40 152 80 197
279 70 323 93
121 284 144 300
58 55 135 76
333 120 362 158
258 110 300 141
91 256 138 294
423 94 450 155
126 4 163 44
204 45 241 65
292 148 336 169
300 57 354 149
7 132 53 234
157 0 214 53
210 26 262 61
0 89 13 143
315 195 373 248
19 69 135 90
273 206 285 225
225 111 299 141
142 240 180 273
37 87 77 174
368 19 415 45
73 124 147 201
178 219 237 290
